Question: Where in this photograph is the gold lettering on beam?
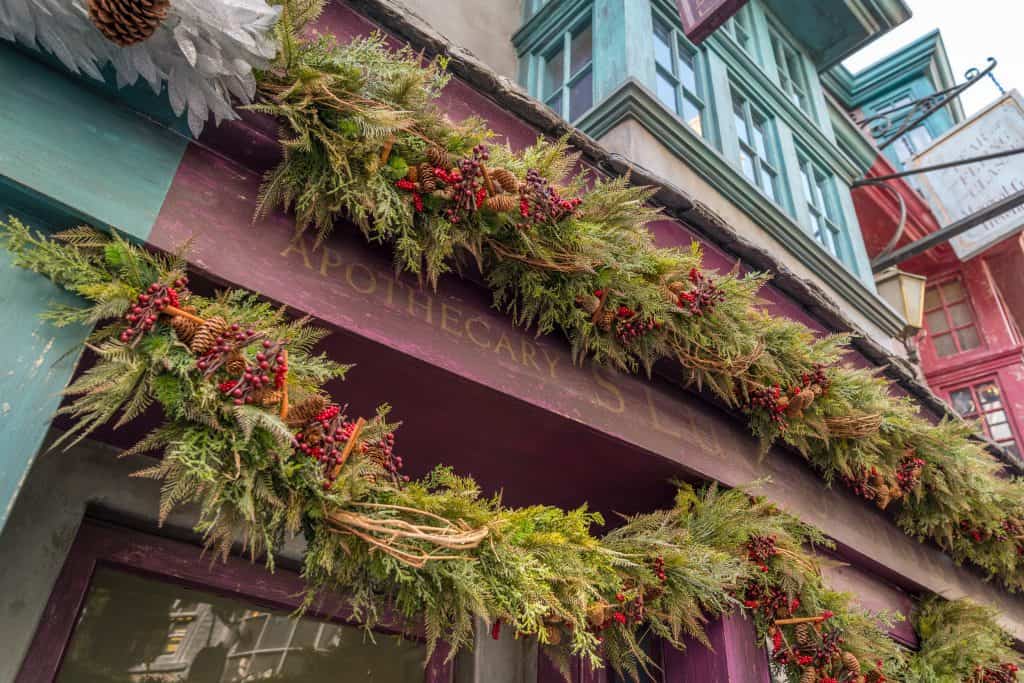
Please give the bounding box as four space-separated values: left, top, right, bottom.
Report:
466 317 492 349
346 262 376 295
538 345 560 380
379 273 403 307
440 303 464 338
591 364 625 414
406 286 434 324
319 245 343 277
280 236 313 270
520 339 543 374
643 386 682 439
494 332 518 363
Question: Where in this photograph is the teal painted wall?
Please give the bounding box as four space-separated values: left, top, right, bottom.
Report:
0 43 187 241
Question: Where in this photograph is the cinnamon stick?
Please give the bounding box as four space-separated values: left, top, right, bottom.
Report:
330 417 366 479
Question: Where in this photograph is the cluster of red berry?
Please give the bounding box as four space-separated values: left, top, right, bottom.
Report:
977 663 1020 682
295 406 356 489
394 178 425 212
746 534 779 572
894 454 925 495
673 268 725 316
445 144 490 224
198 333 288 406
746 384 788 428
120 278 187 344
612 303 663 346
841 465 883 502
516 168 581 229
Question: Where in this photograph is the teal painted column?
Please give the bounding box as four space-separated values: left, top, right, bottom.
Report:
592 0 655 103
0 211 91 532
0 42 189 532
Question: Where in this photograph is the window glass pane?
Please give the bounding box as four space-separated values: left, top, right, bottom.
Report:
682 96 703 136
739 149 757 183
957 326 981 350
977 383 1002 409
544 48 564 98
948 302 974 327
942 279 965 301
924 287 941 310
654 21 673 70
933 333 958 357
800 164 814 202
752 117 769 160
733 98 750 143
570 25 592 76
950 388 977 416
990 421 1013 441
546 92 563 116
260 614 296 650
55 566 426 683
926 309 950 333
760 166 777 202
678 50 697 94
656 70 677 112
569 69 593 120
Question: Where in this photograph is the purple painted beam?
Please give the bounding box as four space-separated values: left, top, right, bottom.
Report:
669 614 771 683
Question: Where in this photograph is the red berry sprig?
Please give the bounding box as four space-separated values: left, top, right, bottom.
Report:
444 144 489 224
515 168 581 229
894 454 925 495
196 331 288 406
613 304 663 346
673 268 725 317
745 385 788 429
120 277 188 345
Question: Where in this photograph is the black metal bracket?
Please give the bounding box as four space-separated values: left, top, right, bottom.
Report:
853 58 997 150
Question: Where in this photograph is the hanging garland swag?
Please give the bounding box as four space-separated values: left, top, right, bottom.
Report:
2 0 1024 680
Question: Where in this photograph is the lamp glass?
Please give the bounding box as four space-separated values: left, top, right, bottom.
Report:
875 268 927 333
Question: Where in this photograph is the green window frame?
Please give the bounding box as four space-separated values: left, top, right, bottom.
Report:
538 19 594 123
768 28 812 116
732 91 783 206
721 4 757 60
797 153 846 262
652 15 706 138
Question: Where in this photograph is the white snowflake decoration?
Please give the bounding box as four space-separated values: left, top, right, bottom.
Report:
0 0 281 136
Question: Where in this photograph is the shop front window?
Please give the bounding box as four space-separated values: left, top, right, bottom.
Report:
949 380 1020 458
923 278 982 357
54 566 426 682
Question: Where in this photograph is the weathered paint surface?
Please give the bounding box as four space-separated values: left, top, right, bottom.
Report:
0 215 89 532
0 43 186 239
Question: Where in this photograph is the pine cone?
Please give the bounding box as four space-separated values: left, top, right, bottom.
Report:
594 308 615 332
795 623 812 646
425 146 452 170
491 168 519 193
171 306 201 345
285 395 328 428
482 194 517 213
225 352 247 377
251 389 282 407
667 281 688 295
417 165 438 194
843 652 861 675
800 667 818 683
87 0 170 47
190 316 228 356
875 484 892 510
587 602 609 628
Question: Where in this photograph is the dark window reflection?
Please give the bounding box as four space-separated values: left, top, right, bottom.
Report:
56 567 425 682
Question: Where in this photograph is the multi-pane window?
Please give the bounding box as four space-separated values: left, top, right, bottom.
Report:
769 29 811 115
950 380 1020 458
923 278 982 357
653 17 705 137
541 22 594 122
893 125 933 165
732 93 782 204
798 155 844 260
722 5 756 58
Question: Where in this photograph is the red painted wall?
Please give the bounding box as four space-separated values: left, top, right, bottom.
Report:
853 156 1024 455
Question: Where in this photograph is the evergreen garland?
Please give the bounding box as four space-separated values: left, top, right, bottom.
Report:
3 217 1021 682
250 0 1024 594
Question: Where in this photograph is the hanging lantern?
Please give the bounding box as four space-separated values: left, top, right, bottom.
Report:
875 267 927 335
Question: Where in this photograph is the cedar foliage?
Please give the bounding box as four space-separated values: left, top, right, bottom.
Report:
253 0 1024 595
4 217 1021 681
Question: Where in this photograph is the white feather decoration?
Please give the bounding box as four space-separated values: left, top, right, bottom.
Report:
0 0 280 136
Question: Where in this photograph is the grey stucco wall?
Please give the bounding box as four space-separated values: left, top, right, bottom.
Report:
393 0 523 80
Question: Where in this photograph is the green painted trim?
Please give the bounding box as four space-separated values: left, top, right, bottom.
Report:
577 79 904 336
512 0 592 56
827 96 878 174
